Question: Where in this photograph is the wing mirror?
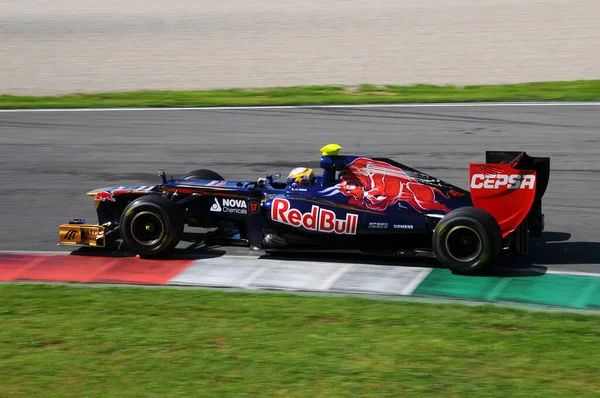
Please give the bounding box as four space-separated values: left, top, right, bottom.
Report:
158 170 167 184
267 173 281 182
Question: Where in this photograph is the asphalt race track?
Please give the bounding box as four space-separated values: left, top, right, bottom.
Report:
1 104 599 273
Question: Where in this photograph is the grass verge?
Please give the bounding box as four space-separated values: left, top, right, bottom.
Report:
1 284 600 397
1 80 599 109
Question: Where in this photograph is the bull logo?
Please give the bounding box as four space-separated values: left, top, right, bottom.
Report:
94 191 115 202
320 157 452 213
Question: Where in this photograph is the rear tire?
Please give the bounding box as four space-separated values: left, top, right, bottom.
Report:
432 207 502 273
119 194 184 258
181 169 224 181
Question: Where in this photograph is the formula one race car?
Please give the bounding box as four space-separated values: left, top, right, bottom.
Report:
59 144 549 273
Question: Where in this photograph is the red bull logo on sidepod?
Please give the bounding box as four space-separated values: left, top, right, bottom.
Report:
271 198 358 235
319 157 454 213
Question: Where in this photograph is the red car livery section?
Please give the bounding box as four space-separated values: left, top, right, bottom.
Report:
469 163 537 237
321 157 453 213
271 198 358 235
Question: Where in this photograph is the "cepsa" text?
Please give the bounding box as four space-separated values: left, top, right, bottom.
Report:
470 174 535 190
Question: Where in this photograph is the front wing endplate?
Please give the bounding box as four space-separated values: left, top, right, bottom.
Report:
59 224 106 247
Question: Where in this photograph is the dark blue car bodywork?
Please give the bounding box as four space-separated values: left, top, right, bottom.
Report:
87 152 471 254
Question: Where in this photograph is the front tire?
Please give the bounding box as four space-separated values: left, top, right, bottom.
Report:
432 207 502 273
119 194 184 258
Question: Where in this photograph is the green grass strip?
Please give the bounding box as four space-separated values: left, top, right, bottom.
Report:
1 284 599 397
1 80 600 109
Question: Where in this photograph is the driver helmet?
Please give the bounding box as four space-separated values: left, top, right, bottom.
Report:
287 167 315 185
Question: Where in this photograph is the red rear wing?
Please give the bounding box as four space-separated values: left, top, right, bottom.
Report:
469 151 550 238
470 163 536 237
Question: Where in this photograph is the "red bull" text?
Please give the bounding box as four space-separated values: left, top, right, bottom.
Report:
271 198 358 235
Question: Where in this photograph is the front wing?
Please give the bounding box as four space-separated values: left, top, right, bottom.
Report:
59 222 107 247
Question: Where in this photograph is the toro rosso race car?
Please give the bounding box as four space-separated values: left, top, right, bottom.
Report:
59 144 549 273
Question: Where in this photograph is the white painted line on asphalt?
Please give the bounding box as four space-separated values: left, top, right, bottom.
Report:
239 266 268 288
546 270 600 278
319 264 353 291
216 254 263 260
1 102 600 113
400 268 433 295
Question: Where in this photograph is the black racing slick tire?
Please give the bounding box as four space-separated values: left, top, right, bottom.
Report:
181 169 224 181
432 207 503 273
119 194 184 258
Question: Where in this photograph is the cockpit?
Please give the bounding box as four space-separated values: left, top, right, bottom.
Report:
253 144 348 190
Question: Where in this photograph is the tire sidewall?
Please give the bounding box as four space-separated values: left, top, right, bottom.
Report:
433 208 501 272
120 196 183 257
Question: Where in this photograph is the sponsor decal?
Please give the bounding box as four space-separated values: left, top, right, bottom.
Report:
248 200 260 214
210 197 248 214
470 174 535 190
271 198 358 235
318 157 451 213
394 224 414 229
210 198 222 212
469 164 537 237
64 229 78 240
368 222 388 229
94 191 115 202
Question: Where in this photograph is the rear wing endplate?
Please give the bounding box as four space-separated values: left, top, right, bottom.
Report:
485 151 550 238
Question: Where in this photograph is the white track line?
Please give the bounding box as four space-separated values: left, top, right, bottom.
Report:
546 270 600 278
400 268 434 295
1 102 600 113
319 264 353 291
239 267 268 288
